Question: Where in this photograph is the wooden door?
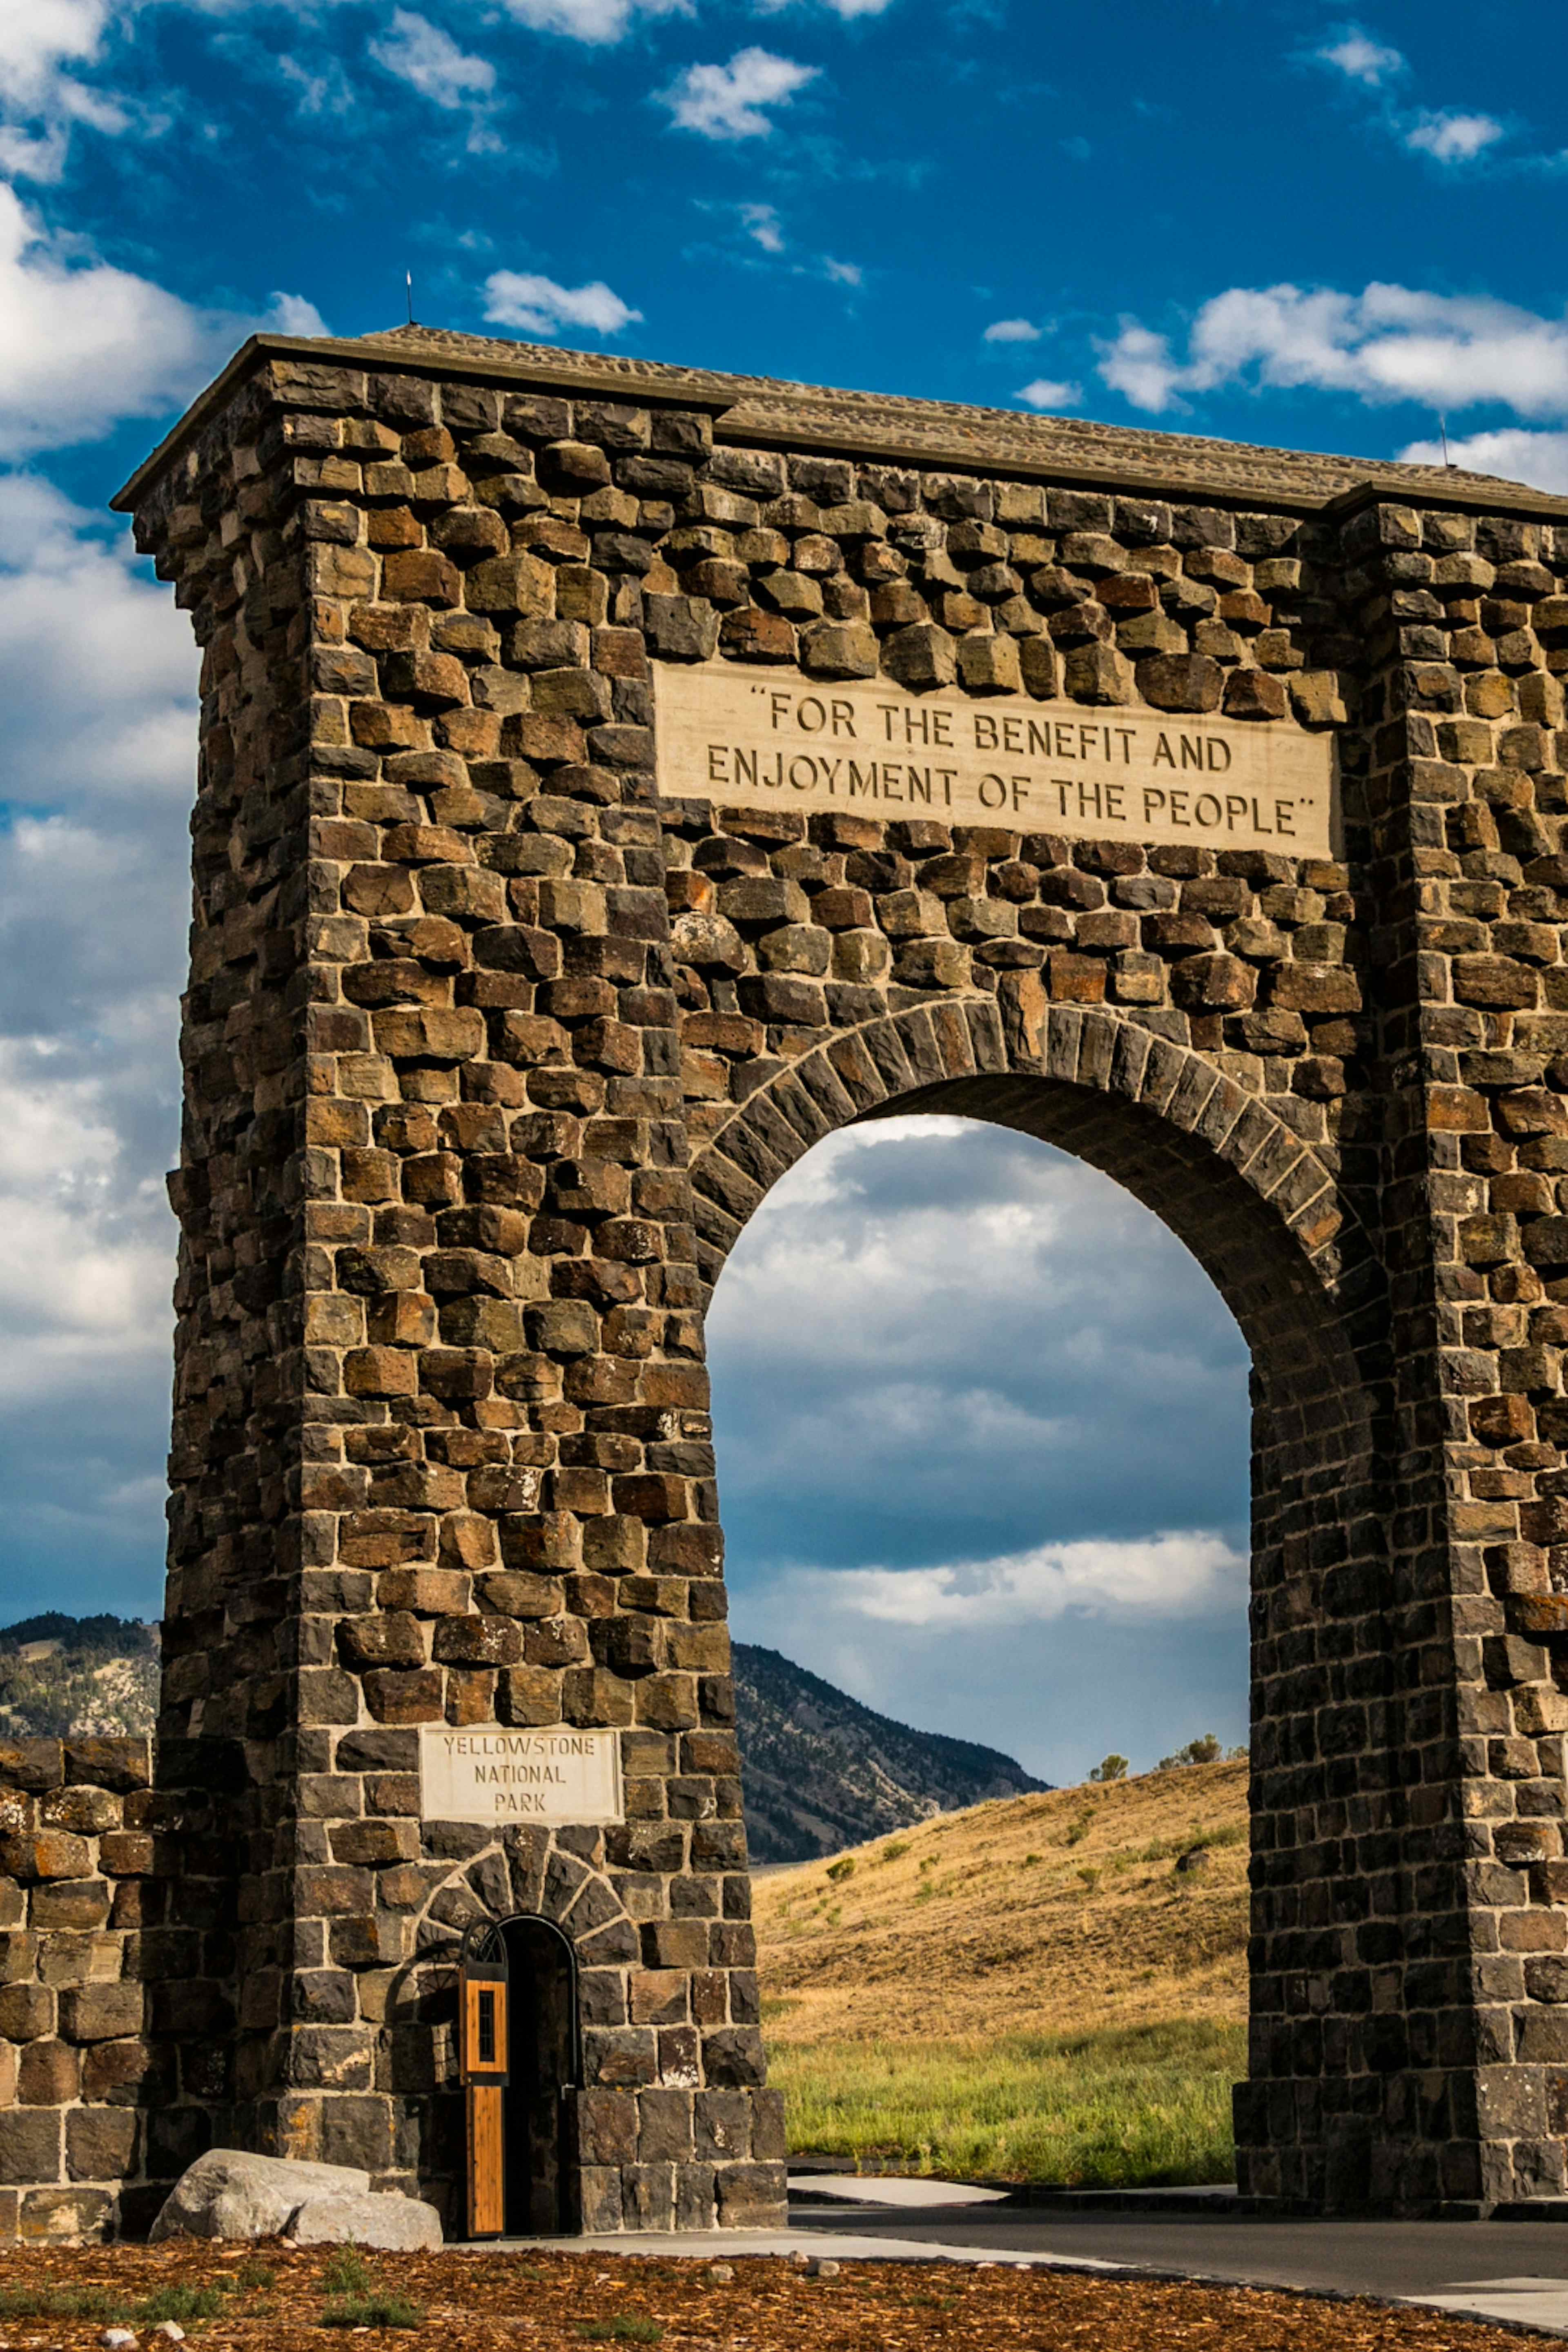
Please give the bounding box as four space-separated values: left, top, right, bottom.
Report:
466 2082 506 2238
459 1927 510 2240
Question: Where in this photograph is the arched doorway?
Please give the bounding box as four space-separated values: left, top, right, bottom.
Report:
462 1916 580 2239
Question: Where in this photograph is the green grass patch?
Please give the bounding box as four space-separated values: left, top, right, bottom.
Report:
0 2288 119 2323
323 2250 373 2296
768 2017 1243 2189
0 2283 230 2326
137 2286 232 2323
322 2294 425 2330
577 2319 663 2342
320 2247 423 2330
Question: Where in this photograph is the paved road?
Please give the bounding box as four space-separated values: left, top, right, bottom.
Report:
790 2191 1568 2332
488 2178 1568 2334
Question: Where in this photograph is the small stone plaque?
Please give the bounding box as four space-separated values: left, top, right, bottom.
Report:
419 1726 624 1826
654 661 1336 860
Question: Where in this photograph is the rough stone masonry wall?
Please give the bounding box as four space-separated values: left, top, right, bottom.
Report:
0 1737 232 2239
6 331 1568 2230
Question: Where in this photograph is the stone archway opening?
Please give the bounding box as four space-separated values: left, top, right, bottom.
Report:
706 1106 1253 1785
499 1915 579 2238
704 1100 1258 2183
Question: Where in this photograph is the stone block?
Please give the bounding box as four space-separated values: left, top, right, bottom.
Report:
1137 653 1224 711
575 2089 639 2167
66 2107 139 2182
751 2088 788 2163
578 2167 624 2231
0 2108 62 2185
702 2027 767 2085
623 2163 676 2230
0 1744 62 1795
31 1878 111 1931
715 2162 786 2227
19 2185 114 2241
17 2040 79 2103
693 2089 751 2162
59 1982 145 2043
0 1982 51 2040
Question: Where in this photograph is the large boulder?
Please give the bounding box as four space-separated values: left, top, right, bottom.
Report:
150 2149 442 2248
151 2152 370 2241
287 2192 443 2250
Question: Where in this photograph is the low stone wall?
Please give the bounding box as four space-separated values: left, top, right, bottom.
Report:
0 1737 229 2241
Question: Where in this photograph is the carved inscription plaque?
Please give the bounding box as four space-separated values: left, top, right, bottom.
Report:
655 661 1336 859
419 1726 624 1826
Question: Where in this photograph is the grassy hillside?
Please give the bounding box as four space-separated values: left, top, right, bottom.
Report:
754 1760 1249 2185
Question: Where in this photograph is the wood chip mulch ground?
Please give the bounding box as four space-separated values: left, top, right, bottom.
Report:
0 2241 1555 2352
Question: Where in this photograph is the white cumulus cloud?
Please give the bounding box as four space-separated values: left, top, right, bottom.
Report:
369 11 495 106
0 472 194 1494
0 183 325 457
1398 425 1568 494
495 0 690 40
481 270 641 336
804 1531 1247 1630
659 46 816 139
1098 281 1568 420
1016 377 1080 410
739 200 784 250
985 317 1040 343
0 473 203 1609
1405 109 1504 163
1316 28 1404 84
755 0 896 15
0 0 127 181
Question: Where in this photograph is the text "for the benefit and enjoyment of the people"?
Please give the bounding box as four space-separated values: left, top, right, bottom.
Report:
654 663 1336 859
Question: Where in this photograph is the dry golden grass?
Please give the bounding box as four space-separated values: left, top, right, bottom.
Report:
754 1759 1249 2047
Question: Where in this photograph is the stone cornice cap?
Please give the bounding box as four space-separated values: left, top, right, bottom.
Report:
112 323 1568 521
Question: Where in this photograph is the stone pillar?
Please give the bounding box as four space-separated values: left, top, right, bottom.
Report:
1354 493 1568 2206
119 345 781 2230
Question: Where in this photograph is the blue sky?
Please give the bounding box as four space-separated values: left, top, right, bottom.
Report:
0 0 1564 1773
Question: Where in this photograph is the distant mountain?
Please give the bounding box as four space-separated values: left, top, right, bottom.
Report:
733 1642 1048 1863
0 1616 1043 1863
0 1615 158 1738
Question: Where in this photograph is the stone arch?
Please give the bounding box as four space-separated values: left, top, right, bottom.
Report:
690 987 1399 2213
688 989 1385 1412
402 1824 639 2046
383 1827 641 2223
